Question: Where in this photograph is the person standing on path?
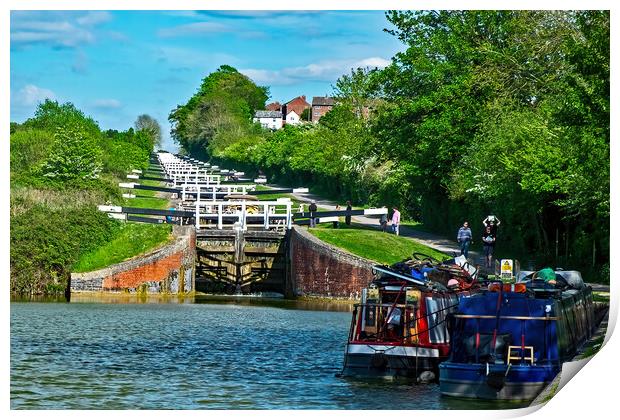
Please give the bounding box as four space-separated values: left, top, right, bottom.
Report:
481 225 496 268
391 207 401 236
379 208 388 232
483 215 501 236
309 200 318 228
345 201 352 226
457 221 473 259
333 205 341 228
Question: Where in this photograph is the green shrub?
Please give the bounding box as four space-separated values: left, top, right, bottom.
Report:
10 205 119 295
40 124 103 181
10 129 56 175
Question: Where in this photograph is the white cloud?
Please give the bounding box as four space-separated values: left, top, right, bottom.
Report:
76 11 112 26
157 21 231 38
10 11 111 48
241 57 392 85
14 84 56 106
92 99 122 109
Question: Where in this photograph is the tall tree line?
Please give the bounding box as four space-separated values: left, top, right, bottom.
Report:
169 11 609 281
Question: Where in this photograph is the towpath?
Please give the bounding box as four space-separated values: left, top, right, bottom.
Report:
267 184 481 262
268 184 610 292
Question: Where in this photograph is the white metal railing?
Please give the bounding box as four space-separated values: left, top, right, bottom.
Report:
156 153 251 185
180 184 257 202
194 200 292 231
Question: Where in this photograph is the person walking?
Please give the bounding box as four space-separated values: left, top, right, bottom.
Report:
391 207 401 236
345 201 352 226
457 221 473 259
481 225 496 268
308 200 318 228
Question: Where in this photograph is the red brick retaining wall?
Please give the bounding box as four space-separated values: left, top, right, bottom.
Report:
71 226 196 294
289 227 374 299
102 252 184 289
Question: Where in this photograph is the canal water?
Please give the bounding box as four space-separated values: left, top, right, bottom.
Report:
11 297 528 410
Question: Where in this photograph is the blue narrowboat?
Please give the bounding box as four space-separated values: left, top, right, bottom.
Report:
439 264 597 401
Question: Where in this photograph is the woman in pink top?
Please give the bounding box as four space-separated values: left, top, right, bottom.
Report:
391 207 401 236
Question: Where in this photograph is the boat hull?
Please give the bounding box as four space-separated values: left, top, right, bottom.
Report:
342 343 445 379
439 362 559 401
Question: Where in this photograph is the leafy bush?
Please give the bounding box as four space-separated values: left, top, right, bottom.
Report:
102 133 151 176
40 124 103 181
10 129 56 175
10 205 120 295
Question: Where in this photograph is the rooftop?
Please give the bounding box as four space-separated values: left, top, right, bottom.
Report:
312 96 335 106
254 110 282 118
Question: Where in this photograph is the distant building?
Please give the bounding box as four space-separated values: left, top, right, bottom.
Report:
265 102 281 112
253 110 283 130
282 95 310 123
285 110 301 125
311 96 335 122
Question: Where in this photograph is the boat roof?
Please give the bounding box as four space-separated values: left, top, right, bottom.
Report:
518 270 585 290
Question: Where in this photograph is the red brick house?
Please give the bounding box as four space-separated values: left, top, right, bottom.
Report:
282 95 310 122
311 96 335 122
265 102 282 111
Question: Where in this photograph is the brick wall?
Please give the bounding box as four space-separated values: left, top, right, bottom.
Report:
71 226 196 294
289 227 374 299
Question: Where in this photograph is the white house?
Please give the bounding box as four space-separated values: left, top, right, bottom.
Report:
253 110 283 130
284 110 301 125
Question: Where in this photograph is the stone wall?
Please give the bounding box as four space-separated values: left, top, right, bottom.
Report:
71 225 196 294
288 226 374 299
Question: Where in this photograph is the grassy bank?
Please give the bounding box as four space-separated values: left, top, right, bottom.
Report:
10 100 163 295
122 178 170 209
72 223 173 273
309 225 448 265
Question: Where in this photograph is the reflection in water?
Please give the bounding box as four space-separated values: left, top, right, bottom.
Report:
11 298 528 410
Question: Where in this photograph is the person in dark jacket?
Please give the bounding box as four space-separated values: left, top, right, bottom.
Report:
481 226 496 268
309 200 318 228
379 208 388 232
457 221 473 259
345 201 352 226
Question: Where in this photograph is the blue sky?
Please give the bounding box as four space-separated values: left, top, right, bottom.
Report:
10 10 405 151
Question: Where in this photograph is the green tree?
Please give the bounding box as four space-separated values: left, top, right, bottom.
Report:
169 65 269 156
134 114 162 148
40 124 103 181
23 99 100 137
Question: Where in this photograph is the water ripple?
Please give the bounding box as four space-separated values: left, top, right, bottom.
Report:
11 301 525 410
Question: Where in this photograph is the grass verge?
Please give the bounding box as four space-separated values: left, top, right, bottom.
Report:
309 225 448 265
72 222 173 273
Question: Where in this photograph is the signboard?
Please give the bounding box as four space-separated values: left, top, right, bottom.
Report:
501 259 514 278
